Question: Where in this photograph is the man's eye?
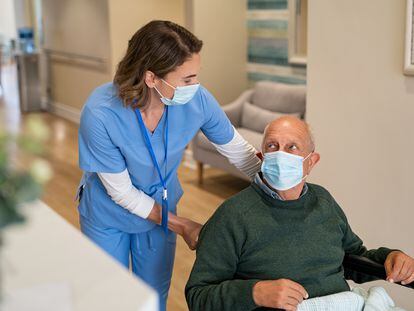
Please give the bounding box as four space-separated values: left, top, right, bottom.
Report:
289 145 298 150
268 143 277 149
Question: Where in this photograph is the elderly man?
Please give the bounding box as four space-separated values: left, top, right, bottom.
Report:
185 116 414 311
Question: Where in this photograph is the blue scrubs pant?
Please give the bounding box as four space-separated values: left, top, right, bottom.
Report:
80 216 176 311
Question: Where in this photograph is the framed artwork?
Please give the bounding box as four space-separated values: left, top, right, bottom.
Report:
288 0 308 65
404 0 414 75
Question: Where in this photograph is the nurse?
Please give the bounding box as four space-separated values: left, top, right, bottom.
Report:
77 20 261 310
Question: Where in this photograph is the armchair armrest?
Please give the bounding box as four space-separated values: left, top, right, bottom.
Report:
222 89 253 127
343 254 414 289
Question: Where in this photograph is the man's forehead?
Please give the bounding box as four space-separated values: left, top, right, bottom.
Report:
265 121 309 144
264 130 304 144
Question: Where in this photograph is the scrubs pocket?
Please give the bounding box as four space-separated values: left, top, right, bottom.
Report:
75 172 90 202
77 186 84 203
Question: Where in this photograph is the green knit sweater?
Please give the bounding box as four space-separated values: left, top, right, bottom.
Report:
185 182 393 311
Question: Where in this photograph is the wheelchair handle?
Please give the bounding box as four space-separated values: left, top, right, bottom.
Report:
343 254 414 289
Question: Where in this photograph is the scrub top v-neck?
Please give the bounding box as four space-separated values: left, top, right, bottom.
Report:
78 82 234 233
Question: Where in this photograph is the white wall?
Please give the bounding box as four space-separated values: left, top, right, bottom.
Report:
13 0 33 29
0 0 17 39
191 0 248 105
307 0 414 256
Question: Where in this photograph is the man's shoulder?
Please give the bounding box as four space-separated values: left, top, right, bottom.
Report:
307 183 335 201
212 185 262 219
307 183 347 219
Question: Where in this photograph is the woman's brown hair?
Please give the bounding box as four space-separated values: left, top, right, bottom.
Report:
114 20 203 109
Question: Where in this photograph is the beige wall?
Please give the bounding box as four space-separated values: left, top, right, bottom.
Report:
45 0 247 118
43 0 112 113
191 0 248 105
48 0 185 115
108 0 185 77
108 0 248 105
307 0 414 255
50 63 111 110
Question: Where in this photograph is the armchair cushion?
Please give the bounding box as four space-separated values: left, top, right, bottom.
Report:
252 81 306 117
241 101 301 133
222 89 254 127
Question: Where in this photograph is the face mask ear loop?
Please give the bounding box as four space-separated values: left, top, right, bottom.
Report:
153 85 164 98
161 79 176 90
302 151 314 181
303 151 314 161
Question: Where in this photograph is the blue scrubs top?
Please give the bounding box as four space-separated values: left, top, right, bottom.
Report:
78 82 234 233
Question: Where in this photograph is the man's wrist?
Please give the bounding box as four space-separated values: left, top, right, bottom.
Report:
167 213 186 236
387 250 403 260
252 280 264 307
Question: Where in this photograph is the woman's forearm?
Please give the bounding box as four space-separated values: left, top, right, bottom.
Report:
212 127 261 179
98 171 200 244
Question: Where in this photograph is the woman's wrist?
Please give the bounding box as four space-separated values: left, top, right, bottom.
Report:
147 202 161 225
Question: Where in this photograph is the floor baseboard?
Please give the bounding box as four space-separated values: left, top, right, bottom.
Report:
50 102 81 124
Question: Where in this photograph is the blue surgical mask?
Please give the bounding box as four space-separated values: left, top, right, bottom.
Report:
154 79 200 106
261 151 312 191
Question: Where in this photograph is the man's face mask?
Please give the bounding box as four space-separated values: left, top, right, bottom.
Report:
154 79 200 106
261 150 313 191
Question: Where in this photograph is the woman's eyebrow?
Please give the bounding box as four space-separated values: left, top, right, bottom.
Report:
182 74 197 79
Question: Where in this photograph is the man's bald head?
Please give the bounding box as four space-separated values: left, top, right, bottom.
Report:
262 116 315 155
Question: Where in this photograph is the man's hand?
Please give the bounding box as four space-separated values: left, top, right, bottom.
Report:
180 218 202 250
252 279 309 311
148 203 202 250
384 251 414 285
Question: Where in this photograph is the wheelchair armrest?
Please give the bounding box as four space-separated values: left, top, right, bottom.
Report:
343 254 414 289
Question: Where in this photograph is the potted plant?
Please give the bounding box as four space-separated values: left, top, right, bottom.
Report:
0 115 52 299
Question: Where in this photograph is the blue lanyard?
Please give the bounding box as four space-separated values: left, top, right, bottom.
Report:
135 106 169 234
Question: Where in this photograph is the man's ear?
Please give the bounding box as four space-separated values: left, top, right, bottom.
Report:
308 152 320 171
144 70 157 88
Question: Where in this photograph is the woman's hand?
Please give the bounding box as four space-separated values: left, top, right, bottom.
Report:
180 218 202 250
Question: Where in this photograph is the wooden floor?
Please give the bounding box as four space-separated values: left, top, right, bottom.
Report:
0 63 249 311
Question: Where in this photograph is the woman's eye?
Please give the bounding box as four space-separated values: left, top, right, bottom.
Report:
184 80 192 84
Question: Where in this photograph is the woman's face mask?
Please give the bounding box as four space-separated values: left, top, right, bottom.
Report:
261 150 313 191
154 79 200 106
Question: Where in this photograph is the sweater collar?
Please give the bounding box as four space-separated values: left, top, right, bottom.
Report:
254 172 308 201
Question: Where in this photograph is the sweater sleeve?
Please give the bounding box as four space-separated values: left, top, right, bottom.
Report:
185 202 260 311
332 200 394 264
